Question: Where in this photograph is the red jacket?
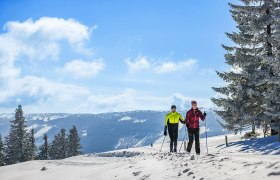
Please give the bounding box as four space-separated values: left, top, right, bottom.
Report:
185 108 205 129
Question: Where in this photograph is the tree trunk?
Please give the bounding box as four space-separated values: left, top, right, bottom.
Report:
266 7 273 56
271 120 278 135
252 119 256 134
278 126 280 142
263 123 268 137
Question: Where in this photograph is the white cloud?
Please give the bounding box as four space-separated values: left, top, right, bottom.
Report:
0 75 90 103
124 56 197 74
154 59 197 74
61 59 105 78
0 78 213 113
5 17 90 44
0 62 21 79
74 90 213 114
79 89 139 112
0 17 215 114
170 93 191 110
169 93 214 111
0 17 93 80
124 56 151 72
0 17 99 113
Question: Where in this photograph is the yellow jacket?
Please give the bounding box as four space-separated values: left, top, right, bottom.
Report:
164 112 184 126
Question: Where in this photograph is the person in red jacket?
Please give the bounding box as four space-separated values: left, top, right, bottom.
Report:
185 101 206 155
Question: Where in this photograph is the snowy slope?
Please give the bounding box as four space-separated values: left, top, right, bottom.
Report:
0 109 228 153
0 133 279 180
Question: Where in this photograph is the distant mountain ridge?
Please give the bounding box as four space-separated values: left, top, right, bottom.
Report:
0 109 228 153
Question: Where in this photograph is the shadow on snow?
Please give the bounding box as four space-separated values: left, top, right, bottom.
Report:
218 135 280 155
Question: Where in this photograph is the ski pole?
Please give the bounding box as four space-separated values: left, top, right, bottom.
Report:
179 129 185 152
184 123 188 151
159 136 166 152
179 123 188 152
205 112 208 154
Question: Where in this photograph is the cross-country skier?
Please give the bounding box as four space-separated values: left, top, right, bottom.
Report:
164 105 184 153
185 101 207 155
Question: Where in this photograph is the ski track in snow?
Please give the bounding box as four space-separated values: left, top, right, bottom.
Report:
0 133 280 180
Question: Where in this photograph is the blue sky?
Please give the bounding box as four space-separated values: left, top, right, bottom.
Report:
0 0 237 113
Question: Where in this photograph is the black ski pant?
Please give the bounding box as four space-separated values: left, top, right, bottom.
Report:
187 128 200 154
167 123 178 152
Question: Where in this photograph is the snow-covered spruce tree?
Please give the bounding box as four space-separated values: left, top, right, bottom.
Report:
212 0 280 134
212 82 253 134
4 105 28 164
24 128 36 161
262 0 280 135
212 1 263 133
49 128 67 159
0 134 4 166
241 0 280 135
37 134 49 160
67 125 82 157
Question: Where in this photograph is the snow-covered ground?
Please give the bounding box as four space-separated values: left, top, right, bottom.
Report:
0 133 279 180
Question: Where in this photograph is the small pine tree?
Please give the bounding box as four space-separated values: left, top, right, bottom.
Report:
37 134 49 160
67 125 82 157
49 128 67 159
4 105 27 164
24 128 36 161
0 134 4 166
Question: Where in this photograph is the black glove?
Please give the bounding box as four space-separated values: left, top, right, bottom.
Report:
164 126 167 136
186 122 190 129
203 112 207 117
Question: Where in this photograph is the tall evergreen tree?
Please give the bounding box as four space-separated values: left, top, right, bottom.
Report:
262 0 280 135
0 134 4 166
67 125 82 157
24 128 36 161
4 105 27 164
37 134 49 160
212 0 280 134
49 128 67 159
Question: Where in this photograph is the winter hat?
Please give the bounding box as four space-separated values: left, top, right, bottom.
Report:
191 101 197 105
171 105 176 109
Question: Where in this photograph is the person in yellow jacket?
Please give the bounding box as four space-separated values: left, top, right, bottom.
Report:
164 105 185 153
